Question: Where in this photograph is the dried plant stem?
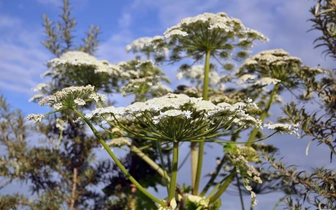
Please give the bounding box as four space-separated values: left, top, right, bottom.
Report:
70 167 78 210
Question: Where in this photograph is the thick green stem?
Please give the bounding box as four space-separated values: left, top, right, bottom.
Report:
168 141 179 203
202 50 211 100
73 109 166 207
190 142 197 193
245 83 279 146
193 50 212 195
209 171 236 203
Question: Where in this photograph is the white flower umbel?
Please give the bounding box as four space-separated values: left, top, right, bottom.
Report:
86 93 261 142
126 36 169 57
118 59 171 100
164 12 268 61
38 85 103 110
254 77 281 86
236 49 323 87
264 122 299 136
47 51 120 76
184 194 209 209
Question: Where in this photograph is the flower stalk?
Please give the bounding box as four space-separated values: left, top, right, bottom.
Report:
193 50 212 195
73 109 166 207
168 141 179 203
245 83 280 146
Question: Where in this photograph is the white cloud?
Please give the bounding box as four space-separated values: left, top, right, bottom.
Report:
35 0 62 7
118 12 132 29
97 32 134 63
0 15 51 96
0 15 21 28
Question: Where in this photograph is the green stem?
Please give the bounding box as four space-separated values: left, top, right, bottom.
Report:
207 84 280 204
200 155 226 196
236 174 245 210
193 139 204 195
209 171 236 203
73 109 166 207
168 141 179 203
130 145 170 183
202 50 211 100
155 140 170 193
245 83 280 147
191 142 198 193
193 50 212 195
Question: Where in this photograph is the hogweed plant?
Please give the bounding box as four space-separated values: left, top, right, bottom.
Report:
28 85 297 209
27 11 311 210
162 12 269 197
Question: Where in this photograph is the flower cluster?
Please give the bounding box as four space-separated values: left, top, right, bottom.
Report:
164 12 268 42
47 51 120 76
37 85 105 110
27 113 45 123
236 49 323 87
184 194 209 209
164 12 268 61
117 59 171 99
126 36 169 59
226 145 262 207
86 93 261 142
264 122 299 137
240 49 301 68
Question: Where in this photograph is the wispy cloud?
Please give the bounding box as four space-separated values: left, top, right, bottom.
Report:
0 14 50 95
35 0 62 7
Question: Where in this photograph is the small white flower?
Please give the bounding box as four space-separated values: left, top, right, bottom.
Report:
74 98 86 106
56 118 67 131
185 194 209 208
89 93 106 102
245 185 252 191
33 83 48 92
53 103 63 110
152 110 193 124
237 74 256 84
106 137 131 147
29 94 44 102
27 114 44 122
254 77 281 86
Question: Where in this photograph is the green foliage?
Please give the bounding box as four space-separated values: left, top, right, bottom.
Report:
42 0 100 57
309 0 336 59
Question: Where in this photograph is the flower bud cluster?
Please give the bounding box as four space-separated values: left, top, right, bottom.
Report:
227 145 262 207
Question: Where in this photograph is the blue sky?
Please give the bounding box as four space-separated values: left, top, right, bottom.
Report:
0 0 334 209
